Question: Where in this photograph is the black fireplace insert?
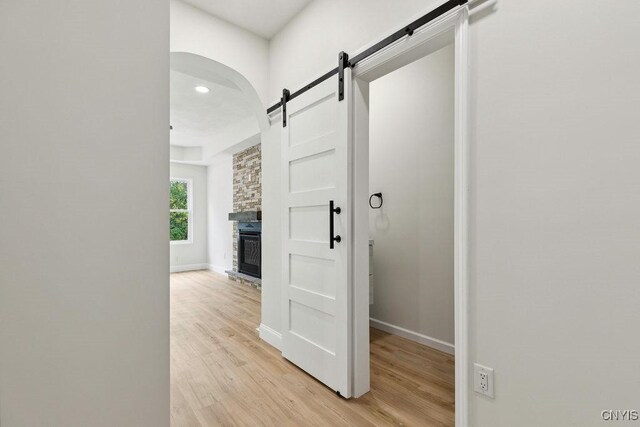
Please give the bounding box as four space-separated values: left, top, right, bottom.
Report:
237 222 261 278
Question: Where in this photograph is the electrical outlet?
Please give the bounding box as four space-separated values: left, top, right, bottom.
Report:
474 363 494 398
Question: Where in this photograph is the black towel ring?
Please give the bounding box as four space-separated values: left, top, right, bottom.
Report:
369 192 383 209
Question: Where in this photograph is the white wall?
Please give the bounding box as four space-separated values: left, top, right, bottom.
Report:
170 0 269 106
0 1 169 426
469 1 640 425
170 163 208 271
264 0 640 425
369 45 454 346
260 123 283 340
207 155 234 274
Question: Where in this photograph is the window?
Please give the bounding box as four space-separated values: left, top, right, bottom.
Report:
170 178 192 243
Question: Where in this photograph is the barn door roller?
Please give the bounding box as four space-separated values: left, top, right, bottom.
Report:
338 51 349 102
281 88 290 127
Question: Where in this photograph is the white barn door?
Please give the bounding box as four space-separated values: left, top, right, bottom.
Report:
281 69 352 397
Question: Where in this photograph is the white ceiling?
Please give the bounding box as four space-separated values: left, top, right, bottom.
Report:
182 0 312 39
170 69 255 147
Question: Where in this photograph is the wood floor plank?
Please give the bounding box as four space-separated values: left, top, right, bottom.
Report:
170 270 454 426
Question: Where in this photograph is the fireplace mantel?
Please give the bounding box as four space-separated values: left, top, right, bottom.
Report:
228 210 261 222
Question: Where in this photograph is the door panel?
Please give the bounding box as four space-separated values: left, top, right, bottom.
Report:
289 150 336 193
289 254 336 297
281 70 351 396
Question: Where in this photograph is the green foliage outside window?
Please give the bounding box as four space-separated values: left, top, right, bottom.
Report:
170 180 190 241
170 211 189 241
170 181 188 209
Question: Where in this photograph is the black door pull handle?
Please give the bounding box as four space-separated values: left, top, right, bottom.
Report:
329 200 341 249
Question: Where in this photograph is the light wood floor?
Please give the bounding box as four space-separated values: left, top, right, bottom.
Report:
170 270 454 427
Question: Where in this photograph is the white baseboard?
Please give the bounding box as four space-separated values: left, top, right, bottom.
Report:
169 263 209 273
208 264 228 275
370 318 455 355
259 323 282 350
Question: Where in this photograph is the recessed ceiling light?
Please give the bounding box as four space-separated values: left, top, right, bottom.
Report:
194 86 210 94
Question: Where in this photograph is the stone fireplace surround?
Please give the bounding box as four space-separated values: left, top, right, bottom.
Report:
226 143 262 288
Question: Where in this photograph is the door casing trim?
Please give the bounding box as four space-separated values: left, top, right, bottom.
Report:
350 6 470 426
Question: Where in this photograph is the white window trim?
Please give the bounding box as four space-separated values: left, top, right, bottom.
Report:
170 177 193 245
